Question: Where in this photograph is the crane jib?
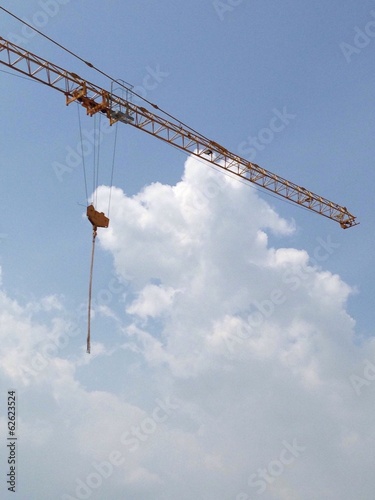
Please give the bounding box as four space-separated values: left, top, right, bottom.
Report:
0 37 358 229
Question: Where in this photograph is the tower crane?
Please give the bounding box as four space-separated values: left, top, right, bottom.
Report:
0 37 358 230
0 36 359 353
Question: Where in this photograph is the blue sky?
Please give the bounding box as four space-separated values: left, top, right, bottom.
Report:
0 1 375 499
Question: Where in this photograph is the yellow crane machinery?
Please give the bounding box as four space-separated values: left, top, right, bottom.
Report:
0 37 358 230
0 36 359 352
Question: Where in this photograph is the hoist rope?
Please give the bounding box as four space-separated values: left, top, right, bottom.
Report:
108 121 119 218
92 114 97 205
77 106 89 202
87 228 97 354
95 113 102 206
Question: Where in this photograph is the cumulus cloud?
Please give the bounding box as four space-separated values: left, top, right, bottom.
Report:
0 156 374 499
126 284 180 319
93 156 374 498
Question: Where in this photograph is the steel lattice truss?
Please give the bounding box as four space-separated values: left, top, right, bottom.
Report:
0 37 358 228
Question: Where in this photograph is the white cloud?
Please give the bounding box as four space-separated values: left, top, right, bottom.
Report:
0 156 374 499
93 156 375 498
127 284 179 319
